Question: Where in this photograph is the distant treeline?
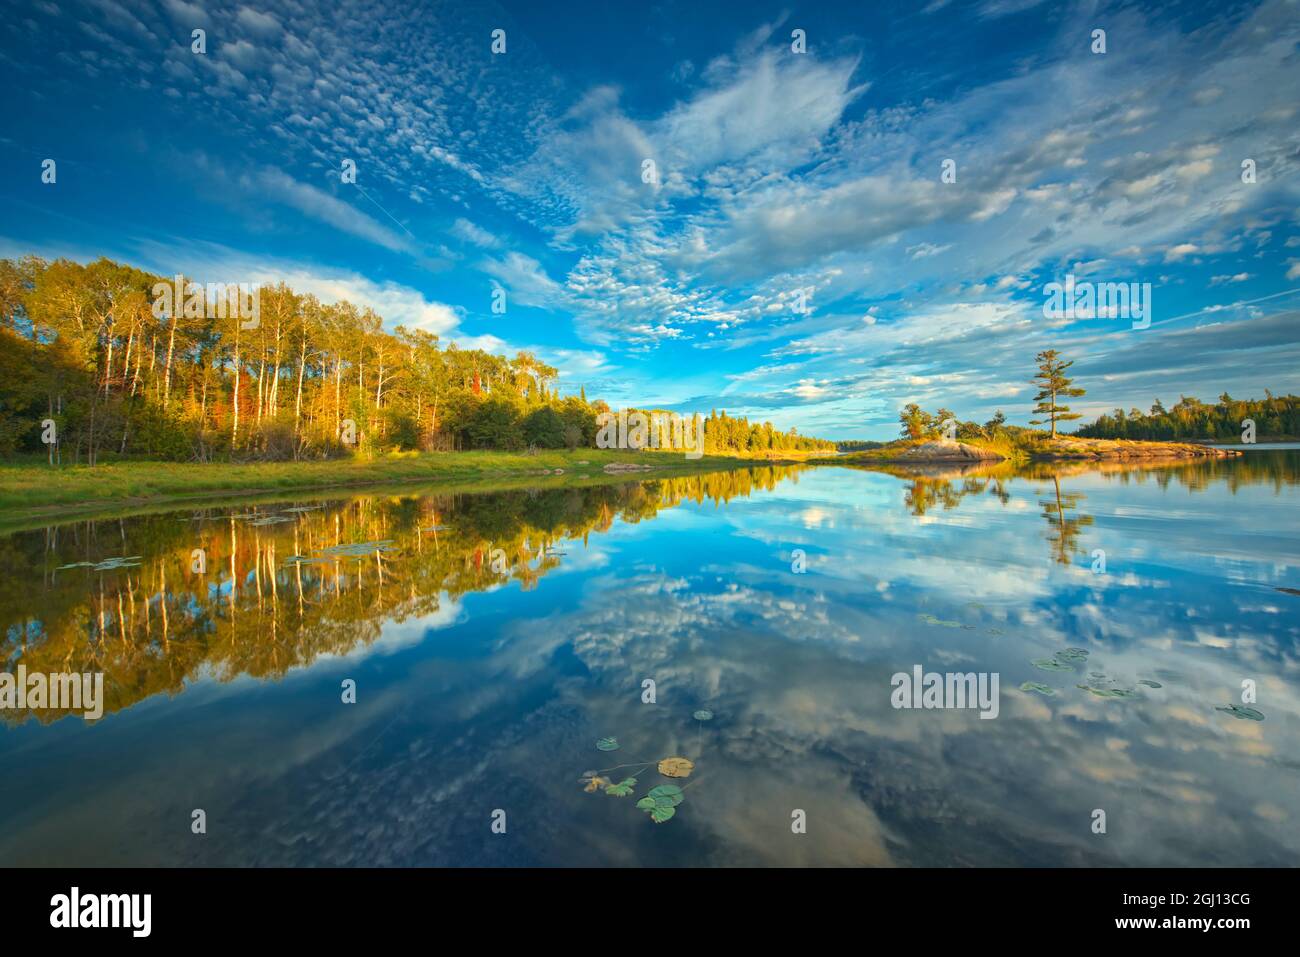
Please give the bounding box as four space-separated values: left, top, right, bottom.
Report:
603 407 833 455
836 440 886 452
1075 393 1300 441
0 255 831 463
699 409 834 454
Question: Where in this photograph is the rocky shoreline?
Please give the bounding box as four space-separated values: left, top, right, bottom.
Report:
1031 438 1242 461
859 437 1243 464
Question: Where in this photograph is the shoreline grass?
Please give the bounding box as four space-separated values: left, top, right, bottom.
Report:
0 448 814 529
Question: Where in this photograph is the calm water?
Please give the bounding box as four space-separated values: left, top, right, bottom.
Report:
2 450 1297 867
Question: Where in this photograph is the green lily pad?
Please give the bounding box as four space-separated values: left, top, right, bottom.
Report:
1077 684 1138 698
316 539 398 559
1054 647 1090 662
595 737 620 752
918 613 961 628
648 784 684 807
1138 679 1163 689
693 709 714 721
58 556 143 571
648 804 676 824
1019 681 1056 696
635 797 657 810
1216 704 1264 721
1032 657 1074 672
283 554 332 566
605 777 637 797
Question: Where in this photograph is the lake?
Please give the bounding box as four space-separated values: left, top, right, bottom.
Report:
2 449 1297 866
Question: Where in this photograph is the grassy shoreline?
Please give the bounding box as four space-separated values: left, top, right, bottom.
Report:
0 448 811 529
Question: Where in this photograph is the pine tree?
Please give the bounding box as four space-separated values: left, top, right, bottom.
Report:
1029 349 1085 438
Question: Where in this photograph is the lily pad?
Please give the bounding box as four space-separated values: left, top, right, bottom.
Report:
635 797 658 811
693 709 714 721
647 784 684 807
648 804 676 824
1032 657 1075 673
657 757 694 778
595 737 620 752
583 775 611 793
1054 647 1090 663
1216 704 1264 721
1137 679 1163 689
918 613 962 628
316 539 398 559
1019 681 1056 696
58 556 142 572
1077 684 1138 698
605 777 637 797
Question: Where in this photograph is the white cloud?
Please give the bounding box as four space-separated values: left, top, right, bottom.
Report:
288 274 461 336
251 168 414 254
450 218 501 249
481 251 565 310
235 6 280 37
656 49 864 172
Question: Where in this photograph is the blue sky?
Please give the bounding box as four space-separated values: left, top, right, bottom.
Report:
1 0 1298 439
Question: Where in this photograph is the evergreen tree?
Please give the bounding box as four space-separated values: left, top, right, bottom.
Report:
1029 350 1085 438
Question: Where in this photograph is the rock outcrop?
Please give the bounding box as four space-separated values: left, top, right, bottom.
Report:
884 441 1005 463
1034 438 1241 460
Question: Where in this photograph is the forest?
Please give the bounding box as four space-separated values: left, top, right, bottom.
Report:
0 256 828 464
1075 393 1300 441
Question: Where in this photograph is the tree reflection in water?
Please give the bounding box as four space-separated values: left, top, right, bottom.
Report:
4 451 1295 725
0 467 804 724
